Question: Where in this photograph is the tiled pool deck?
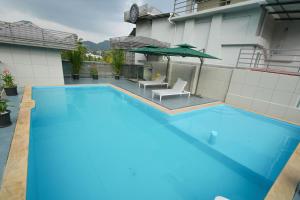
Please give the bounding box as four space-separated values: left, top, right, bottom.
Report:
0 88 23 185
64 77 217 110
0 82 299 200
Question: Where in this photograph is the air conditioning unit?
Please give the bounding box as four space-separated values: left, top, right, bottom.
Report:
124 4 162 24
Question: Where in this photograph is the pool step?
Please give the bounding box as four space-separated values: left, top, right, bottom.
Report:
164 123 274 188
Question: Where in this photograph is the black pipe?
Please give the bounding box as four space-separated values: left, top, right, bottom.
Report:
194 57 203 96
165 56 170 82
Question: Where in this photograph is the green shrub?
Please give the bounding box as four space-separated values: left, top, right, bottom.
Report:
67 39 86 75
111 49 125 75
0 99 8 113
90 65 98 76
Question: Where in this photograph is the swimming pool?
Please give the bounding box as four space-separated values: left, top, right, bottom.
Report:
27 86 300 200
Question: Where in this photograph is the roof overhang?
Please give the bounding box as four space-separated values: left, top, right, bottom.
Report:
0 21 78 50
263 0 300 21
110 36 170 49
137 13 171 21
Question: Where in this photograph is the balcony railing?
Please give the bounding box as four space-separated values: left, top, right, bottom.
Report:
0 21 78 50
173 0 246 15
236 47 300 73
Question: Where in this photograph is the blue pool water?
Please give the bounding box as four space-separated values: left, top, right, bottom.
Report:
27 86 300 200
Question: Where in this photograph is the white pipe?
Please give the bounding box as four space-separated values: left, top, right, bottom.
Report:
168 13 176 46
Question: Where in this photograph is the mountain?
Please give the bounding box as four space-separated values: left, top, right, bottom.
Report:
83 40 110 52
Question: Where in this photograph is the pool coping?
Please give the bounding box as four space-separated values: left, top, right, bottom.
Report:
0 84 299 200
0 86 35 200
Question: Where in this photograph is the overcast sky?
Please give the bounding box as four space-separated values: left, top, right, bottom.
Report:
0 0 173 43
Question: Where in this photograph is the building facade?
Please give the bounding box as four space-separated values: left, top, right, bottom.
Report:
126 0 300 70
0 20 77 86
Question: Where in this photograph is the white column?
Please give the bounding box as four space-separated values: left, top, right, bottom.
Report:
206 14 222 65
182 19 195 45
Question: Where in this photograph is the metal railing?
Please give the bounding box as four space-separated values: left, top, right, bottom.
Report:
173 0 241 15
236 47 300 72
0 21 78 50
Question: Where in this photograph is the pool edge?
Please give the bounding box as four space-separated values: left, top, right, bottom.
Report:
266 144 300 200
109 84 223 115
0 84 299 200
0 86 35 200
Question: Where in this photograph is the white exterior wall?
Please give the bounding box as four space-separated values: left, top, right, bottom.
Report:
135 20 152 64
0 44 64 86
206 14 223 65
226 69 300 124
270 21 300 50
151 18 173 44
135 7 263 67
197 65 233 100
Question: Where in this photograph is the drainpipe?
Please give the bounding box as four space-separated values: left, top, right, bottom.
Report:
167 13 175 85
168 12 176 46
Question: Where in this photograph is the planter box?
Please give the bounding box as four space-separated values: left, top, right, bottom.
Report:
92 75 99 80
72 74 80 80
0 110 12 128
4 87 18 96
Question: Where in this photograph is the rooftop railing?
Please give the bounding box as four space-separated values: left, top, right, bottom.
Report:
236 47 300 73
0 21 78 50
173 0 246 15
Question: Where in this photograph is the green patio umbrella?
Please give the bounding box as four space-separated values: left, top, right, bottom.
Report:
129 45 171 81
130 44 219 95
162 44 219 94
164 44 218 59
129 45 167 56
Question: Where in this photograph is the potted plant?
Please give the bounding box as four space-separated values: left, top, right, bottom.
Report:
90 65 98 80
111 49 125 80
1 69 17 96
67 40 86 80
0 99 12 128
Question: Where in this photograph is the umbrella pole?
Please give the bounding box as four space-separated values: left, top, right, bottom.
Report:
165 56 170 83
194 58 203 96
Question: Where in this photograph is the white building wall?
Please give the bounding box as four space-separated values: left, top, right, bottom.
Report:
197 65 233 100
0 44 64 86
151 18 173 44
173 22 185 45
193 18 211 50
270 21 300 50
136 20 152 37
221 8 261 45
135 7 263 67
206 14 223 65
226 69 300 124
135 20 152 64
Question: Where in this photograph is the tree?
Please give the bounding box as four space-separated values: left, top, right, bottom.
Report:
101 50 113 64
66 39 87 75
111 49 125 75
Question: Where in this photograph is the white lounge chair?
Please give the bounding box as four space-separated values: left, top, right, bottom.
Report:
138 75 168 90
152 78 190 102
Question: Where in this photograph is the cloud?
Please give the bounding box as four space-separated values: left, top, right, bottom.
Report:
0 0 173 42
